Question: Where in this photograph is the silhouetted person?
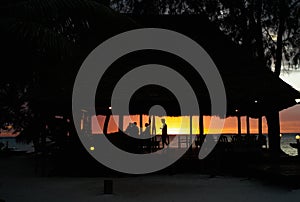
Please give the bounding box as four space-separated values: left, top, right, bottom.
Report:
125 123 133 136
125 122 139 138
141 123 151 151
143 123 151 138
132 122 139 138
160 119 169 148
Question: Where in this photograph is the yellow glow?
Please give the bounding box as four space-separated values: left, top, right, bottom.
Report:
91 115 269 135
90 146 95 151
296 135 300 140
80 119 84 130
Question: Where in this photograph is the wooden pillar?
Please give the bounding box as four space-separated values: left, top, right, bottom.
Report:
258 116 263 135
119 115 123 132
140 114 143 135
190 115 193 145
266 111 281 161
237 115 241 135
103 113 111 135
246 116 250 135
199 113 204 136
151 115 156 136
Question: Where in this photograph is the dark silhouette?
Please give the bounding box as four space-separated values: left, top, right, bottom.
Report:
160 119 169 148
132 122 139 138
143 123 151 138
125 123 133 136
125 122 139 138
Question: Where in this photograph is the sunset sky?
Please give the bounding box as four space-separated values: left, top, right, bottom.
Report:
279 70 300 133
91 115 270 135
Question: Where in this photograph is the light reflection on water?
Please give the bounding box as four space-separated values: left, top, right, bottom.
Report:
0 137 34 152
280 134 299 156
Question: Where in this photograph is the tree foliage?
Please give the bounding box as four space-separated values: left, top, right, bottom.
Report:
0 0 115 135
111 0 300 74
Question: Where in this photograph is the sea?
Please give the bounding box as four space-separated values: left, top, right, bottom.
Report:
0 137 34 153
0 133 299 156
279 133 299 156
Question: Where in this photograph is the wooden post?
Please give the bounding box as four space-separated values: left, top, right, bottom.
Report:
119 115 123 132
237 115 241 135
246 116 250 135
199 114 204 136
266 111 281 162
258 116 263 135
190 115 193 146
140 114 143 135
103 113 111 135
104 180 113 194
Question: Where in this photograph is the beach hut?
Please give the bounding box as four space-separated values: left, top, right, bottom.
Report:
88 14 300 158
4 3 298 159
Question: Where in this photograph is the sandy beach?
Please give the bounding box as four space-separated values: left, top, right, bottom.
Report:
1 155 300 202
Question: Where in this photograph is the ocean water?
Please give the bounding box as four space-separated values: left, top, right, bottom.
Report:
0 137 34 153
280 133 299 156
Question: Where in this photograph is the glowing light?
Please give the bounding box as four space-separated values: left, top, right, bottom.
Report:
254 100 258 103
235 109 239 112
296 135 300 140
280 134 282 138
295 99 300 104
90 146 95 151
80 119 84 130
109 106 112 109
55 115 64 119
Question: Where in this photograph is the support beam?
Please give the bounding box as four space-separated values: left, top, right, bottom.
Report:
140 114 143 135
258 116 263 135
103 113 111 135
119 115 123 132
266 111 281 161
151 115 156 136
246 116 250 135
199 114 204 136
238 116 242 135
190 115 193 145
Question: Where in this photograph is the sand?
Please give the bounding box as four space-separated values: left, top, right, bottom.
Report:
1 155 300 202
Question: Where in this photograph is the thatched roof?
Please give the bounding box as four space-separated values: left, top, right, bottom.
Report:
93 15 300 117
9 12 297 118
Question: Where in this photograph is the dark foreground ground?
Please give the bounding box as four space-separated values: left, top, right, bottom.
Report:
1 153 300 202
2 145 300 201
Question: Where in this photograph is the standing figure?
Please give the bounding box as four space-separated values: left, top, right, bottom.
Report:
126 122 139 138
160 119 169 148
143 123 151 138
131 122 139 138
125 123 133 136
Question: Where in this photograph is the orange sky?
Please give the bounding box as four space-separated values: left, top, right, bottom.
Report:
91 114 270 135
279 71 300 133
0 105 298 138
